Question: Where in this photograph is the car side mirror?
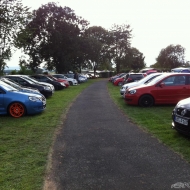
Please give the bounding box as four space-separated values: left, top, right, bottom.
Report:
159 82 165 88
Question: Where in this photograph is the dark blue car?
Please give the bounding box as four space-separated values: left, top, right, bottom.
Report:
0 81 46 118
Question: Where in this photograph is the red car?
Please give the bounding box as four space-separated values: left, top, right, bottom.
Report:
46 75 70 88
114 73 146 86
124 73 190 107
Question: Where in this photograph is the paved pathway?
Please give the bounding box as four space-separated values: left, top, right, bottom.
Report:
47 79 190 190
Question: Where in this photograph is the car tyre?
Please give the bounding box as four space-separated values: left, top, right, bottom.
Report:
8 102 26 118
138 95 154 107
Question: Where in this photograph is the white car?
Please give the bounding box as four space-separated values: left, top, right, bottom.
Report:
120 73 162 97
52 74 78 85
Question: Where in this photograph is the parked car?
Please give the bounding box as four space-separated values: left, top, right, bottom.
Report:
64 73 74 79
0 81 46 118
180 69 190 73
122 73 147 85
78 74 88 83
5 75 53 98
110 73 126 83
30 74 66 90
124 73 190 107
113 74 128 86
120 73 162 96
145 70 158 75
45 74 70 87
23 75 55 92
0 78 41 95
172 97 190 136
52 74 78 85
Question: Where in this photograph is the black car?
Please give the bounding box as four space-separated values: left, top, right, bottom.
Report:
0 77 41 95
5 75 53 98
172 97 190 136
30 74 66 90
123 73 146 84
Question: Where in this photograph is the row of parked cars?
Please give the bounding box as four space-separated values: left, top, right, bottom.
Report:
0 74 88 118
110 72 190 136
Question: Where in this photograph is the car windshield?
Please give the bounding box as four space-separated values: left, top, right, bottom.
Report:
0 79 21 90
22 76 39 84
145 74 171 86
0 81 18 91
135 73 159 84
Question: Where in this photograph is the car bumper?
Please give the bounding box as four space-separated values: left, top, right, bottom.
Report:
124 95 139 105
41 90 53 98
26 102 46 115
172 113 190 136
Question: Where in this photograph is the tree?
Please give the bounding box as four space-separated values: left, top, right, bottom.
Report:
84 26 109 75
0 0 31 72
108 23 132 73
128 48 146 71
17 2 89 73
156 44 186 70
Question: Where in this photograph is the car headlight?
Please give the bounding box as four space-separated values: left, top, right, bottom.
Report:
44 86 51 90
129 89 137 94
61 82 65 86
29 96 41 102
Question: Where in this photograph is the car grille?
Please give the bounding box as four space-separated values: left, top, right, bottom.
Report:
176 108 190 117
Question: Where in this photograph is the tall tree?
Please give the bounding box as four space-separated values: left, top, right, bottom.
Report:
84 26 109 75
0 0 30 73
17 2 89 73
156 44 186 70
108 23 132 73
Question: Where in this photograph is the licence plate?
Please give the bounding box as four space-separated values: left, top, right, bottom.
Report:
175 116 188 126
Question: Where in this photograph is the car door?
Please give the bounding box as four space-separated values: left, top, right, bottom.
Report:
153 75 189 104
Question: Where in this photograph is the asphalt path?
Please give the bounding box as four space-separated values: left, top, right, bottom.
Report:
46 79 190 190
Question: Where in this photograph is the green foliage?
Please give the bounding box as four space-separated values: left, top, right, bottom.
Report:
18 2 89 73
108 23 134 73
156 44 186 70
84 26 109 74
121 47 146 71
0 0 31 71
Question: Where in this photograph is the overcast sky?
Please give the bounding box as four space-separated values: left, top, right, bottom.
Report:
7 0 190 68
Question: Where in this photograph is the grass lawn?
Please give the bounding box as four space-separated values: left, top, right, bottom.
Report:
107 82 190 163
0 79 100 190
1 78 190 190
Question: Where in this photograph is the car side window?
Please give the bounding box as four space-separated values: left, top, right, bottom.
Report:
173 76 185 85
40 76 48 82
162 76 186 86
162 76 175 86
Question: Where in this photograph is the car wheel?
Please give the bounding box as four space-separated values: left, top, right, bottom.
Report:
118 82 123 86
8 102 26 118
138 95 154 107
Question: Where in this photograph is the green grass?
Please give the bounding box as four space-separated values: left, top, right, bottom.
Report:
0 79 100 190
107 82 190 162
1 78 190 190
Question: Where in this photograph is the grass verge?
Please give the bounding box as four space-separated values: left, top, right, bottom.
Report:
0 79 100 190
107 82 190 163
